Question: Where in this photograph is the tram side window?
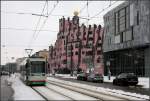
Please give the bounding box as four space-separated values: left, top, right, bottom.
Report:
31 61 45 73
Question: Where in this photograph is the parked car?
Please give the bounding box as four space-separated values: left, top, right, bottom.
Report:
87 73 104 83
113 73 138 86
77 72 89 81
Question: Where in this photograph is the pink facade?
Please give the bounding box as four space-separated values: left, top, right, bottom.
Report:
48 15 104 74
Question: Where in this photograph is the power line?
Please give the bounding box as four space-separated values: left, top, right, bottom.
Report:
81 1 120 24
31 1 59 47
2 10 100 19
2 10 101 19
79 1 91 14
89 1 119 20
1 27 58 32
1 10 48 17
28 1 47 48
2 44 49 47
86 0 90 26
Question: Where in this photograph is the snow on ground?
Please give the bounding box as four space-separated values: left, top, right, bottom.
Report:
46 84 98 100
47 74 149 100
54 74 77 79
104 76 149 89
7 73 45 100
53 74 149 88
138 77 149 88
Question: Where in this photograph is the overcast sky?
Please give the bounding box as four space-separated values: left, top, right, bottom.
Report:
1 1 124 65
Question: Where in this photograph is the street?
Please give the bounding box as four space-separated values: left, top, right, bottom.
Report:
1 73 149 100
1 76 14 101
1 0 150 100
52 75 149 96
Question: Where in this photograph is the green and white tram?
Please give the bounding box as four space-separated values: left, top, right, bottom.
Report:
21 57 47 86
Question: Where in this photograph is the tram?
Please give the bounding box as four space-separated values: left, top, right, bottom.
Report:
20 56 47 86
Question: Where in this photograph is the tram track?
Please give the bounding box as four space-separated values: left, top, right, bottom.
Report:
32 87 49 101
33 85 99 101
32 86 74 100
47 78 148 101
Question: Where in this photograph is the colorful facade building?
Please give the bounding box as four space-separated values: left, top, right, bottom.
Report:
48 13 104 74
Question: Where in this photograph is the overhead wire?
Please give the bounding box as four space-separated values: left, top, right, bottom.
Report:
81 1 119 25
31 1 59 46
2 10 101 19
28 1 47 48
2 44 49 47
79 1 91 14
89 1 119 20
1 27 57 32
1 10 48 17
86 0 90 26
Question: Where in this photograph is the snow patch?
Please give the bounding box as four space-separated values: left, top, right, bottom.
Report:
8 73 45 100
47 76 149 100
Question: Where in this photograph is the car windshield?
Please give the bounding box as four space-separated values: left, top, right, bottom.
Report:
127 73 135 77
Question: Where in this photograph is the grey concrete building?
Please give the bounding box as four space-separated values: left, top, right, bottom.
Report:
103 0 150 77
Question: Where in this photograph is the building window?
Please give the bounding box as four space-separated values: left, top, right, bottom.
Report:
82 51 85 54
97 57 100 63
63 60 67 64
75 51 78 55
64 40 65 45
83 37 86 40
137 11 139 25
86 43 92 48
68 52 73 56
88 31 92 35
68 45 73 50
75 43 79 48
86 51 93 56
89 37 93 41
115 6 129 35
97 50 101 55
114 6 133 43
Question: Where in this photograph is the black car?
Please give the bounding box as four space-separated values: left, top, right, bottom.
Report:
113 73 138 86
87 73 104 83
77 72 89 81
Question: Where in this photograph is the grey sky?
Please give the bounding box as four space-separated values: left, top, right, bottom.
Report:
1 1 124 65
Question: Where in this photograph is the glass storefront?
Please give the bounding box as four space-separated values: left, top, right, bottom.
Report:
104 47 146 77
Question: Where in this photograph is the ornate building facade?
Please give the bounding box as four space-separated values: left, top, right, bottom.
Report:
48 13 104 74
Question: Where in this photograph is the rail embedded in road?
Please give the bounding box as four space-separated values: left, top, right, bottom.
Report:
47 78 148 101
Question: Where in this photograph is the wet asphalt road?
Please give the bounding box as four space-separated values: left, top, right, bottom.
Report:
51 76 149 96
1 76 14 101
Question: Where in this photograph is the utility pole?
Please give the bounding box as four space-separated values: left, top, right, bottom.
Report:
70 43 73 76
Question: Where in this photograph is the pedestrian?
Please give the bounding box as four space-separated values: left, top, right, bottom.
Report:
9 72 11 77
108 70 111 80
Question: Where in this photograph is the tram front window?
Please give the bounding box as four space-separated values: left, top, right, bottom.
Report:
31 61 45 73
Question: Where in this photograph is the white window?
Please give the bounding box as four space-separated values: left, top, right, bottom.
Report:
130 4 134 26
115 35 120 44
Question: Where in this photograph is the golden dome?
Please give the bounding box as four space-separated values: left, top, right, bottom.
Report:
74 11 79 16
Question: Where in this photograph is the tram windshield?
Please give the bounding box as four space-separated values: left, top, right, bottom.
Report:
30 61 45 73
